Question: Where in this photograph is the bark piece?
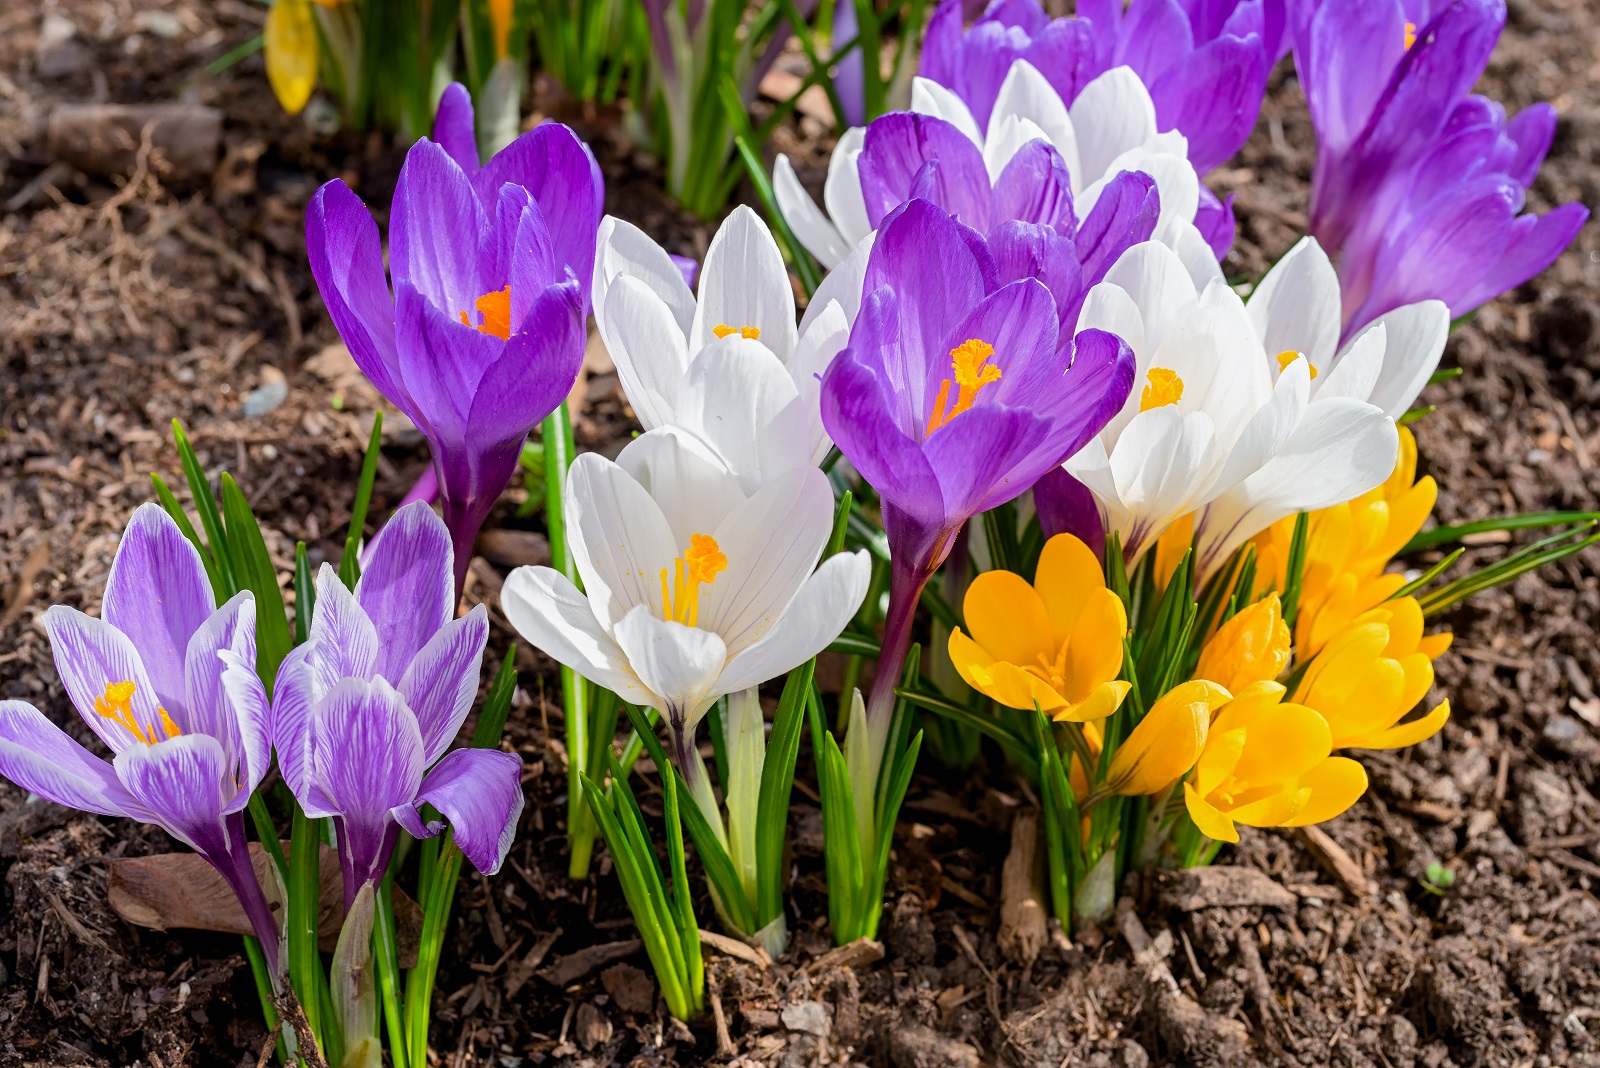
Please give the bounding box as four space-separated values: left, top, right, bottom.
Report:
997 809 1048 965
48 103 222 181
1296 825 1376 897
803 937 885 975
1159 866 1298 911
538 939 642 986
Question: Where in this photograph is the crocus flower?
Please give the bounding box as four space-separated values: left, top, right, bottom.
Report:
1066 237 1425 575
500 429 871 817
918 0 1274 174
1193 593 1290 693
1183 681 1368 844
591 206 862 489
0 505 279 970
306 87 600 596
272 502 522 901
948 534 1130 721
1291 596 1452 750
820 198 1134 750
1294 0 1588 336
775 60 1225 271
1104 679 1231 795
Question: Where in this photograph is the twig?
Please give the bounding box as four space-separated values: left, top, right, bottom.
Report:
273 989 328 1068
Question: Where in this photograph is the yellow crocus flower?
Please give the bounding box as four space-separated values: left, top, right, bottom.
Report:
1292 595 1452 749
264 0 319 116
1105 680 1231 796
1193 593 1290 693
1254 425 1438 657
1183 681 1368 843
949 534 1132 722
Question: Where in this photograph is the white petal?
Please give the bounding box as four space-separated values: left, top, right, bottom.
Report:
1162 219 1227 292
691 206 798 364
911 76 984 147
615 427 747 548
565 453 679 630
1067 66 1158 186
594 215 695 338
984 115 1053 184
800 230 876 336
1106 407 1218 558
501 567 651 707
1080 150 1198 238
790 299 849 465
1247 237 1341 369
823 126 872 252
716 550 872 695
1099 240 1202 350
1358 300 1449 419
678 337 818 493
1209 357 1310 496
987 60 1081 180
1315 322 1386 404
613 606 727 718
698 468 835 654
602 275 691 430
774 154 853 269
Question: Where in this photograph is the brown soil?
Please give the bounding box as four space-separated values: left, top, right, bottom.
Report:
2 0 1598 1066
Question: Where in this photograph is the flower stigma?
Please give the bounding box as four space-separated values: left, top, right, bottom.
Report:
1404 21 1417 49
712 324 761 340
459 285 513 339
1140 367 1185 411
925 339 1003 436
660 533 728 627
1276 350 1319 380
94 680 180 745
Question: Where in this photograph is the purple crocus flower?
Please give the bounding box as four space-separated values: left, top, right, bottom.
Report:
1294 0 1588 336
0 505 280 971
306 85 600 597
272 502 522 904
919 0 1272 175
820 199 1134 748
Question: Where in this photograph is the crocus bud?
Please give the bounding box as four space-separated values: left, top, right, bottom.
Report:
1106 681 1230 796
1195 593 1291 693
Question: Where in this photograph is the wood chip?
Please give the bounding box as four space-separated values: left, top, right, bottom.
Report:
1296 825 1376 898
699 929 771 969
474 529 551 569
1159 866 1298 912
997 810 1048 966
803 937 885 976
538 938 642 986
3 542 51 626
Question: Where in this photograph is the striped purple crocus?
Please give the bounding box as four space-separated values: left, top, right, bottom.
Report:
306 84 601 598
1294 0 1588 337
271 502 522 906
819 199 1134 763
0 505 280 971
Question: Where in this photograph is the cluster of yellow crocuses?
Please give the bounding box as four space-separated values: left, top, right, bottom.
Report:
948 428 1451 847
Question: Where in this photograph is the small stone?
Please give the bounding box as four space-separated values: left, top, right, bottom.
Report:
575 1002 611 1052
888 1025 980 1068
35 15 91 78
243 367 289 418
781 1000 830 1037
1120 1039 1151 1068
136 11 184 37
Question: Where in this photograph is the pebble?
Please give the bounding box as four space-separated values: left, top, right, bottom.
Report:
781 1000 830 1037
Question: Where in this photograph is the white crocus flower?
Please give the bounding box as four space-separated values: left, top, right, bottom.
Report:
1065 240 1404 573
592 205 869 488
774 62 1216 274
502 429 871 821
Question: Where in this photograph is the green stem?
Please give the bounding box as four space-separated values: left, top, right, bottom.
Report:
374 871 408 1068
287 806 326 1056
406 839 465 1068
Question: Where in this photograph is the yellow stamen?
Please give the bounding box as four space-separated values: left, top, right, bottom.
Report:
659 533 728 627
712 324 761 340
1276 350 1318 380
1139 367 1184 411
925 339 1003 436
458 285 513 340
93 680 179 746
1404 21 1417 49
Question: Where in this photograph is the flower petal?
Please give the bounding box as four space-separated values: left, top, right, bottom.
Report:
43 606 165 753
501 566 652 706
716 549 872 697
774 154 853 269
400 607 489 766
0 700 132 817
104 503 216 709
612 606 728 721
356 501 455 682
398 748 524 874
114 734 233 855
690 206 799 364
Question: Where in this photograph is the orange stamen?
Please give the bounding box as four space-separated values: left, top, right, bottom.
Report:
660 534 728 627
712 324 761 340
458 285 513 340
925 339 1002 436
1139 367 1184 411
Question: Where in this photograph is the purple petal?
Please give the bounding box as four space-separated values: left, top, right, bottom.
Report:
308 563 380 693
1074 170 1160 286
310 678 426 890
1452 202 1589 315
469 281 586 446
669 254 699 290
984 0 1050 35
858 113 993 232
1297 0 1408 154
0 700 132 817
356 501 455 682
937 278 1061 412
957 20 1034 130
432 82 480 175
1034 467 1106 554
1149 33 1268 173
474 122 604 309
1505 102 1556 187
400 607 490 765
1022 18 1104 107
508 197 561 327
305 181 408 413
396 748 524 875
103 504 215 709
1194 187 1237 260
989 140 1078 232
183 591 269 796
393 281 506 442
989 221 1086 334
821 336 946 523
390 139 487 320
1114 0 1195 84
113 734 234 856
833 0 866 127
270 644 317 804
919 0 964 88
928 402 1052 517
1030 327 1137 460
43 606 166 754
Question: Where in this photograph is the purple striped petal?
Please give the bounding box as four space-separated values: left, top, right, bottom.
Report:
390 139 487 320
433 82 480 176
989 221 1087 334
43 606 166 754
929 402 1052 517
0 700 132 817
1034 467 1106 554
400 607 489 765
1074 170 1160 286
103 504 215 710
858 113 993 232
469 281 586 446
393 748 524 875
114 734 234 855
308 564 380 694
940 278 1060 412
1023 18 1104 106
356 501 455 683
182 591 268 794
393 281 504 440
989 140 1078 233
957 20 1034 129
270 644 318 808
1149 33 1268 173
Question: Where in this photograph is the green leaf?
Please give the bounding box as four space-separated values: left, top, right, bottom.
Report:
339 411 383 583
1419 521 1600 615
755 661 814 925
171 420 237 596
220 474 292 689
1400 510 1600 554
293 541 315 646
893 684 1033 765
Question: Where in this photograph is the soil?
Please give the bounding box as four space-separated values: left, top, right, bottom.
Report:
2 0 1599 1066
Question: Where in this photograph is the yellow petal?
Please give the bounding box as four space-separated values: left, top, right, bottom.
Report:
1184 782 1239 843
1382 596 1425 657
1033 534 1106 645
1372 476 1436 564
1194 594 1289 692
1346 699 1450 750
1228 786 1309 828
1193 726 1246 798
1064 589 1128 702
1055 680 1131 723
1230 702 1332 785
1107 681 1228 796
265 0 319 115
1395 651 1436 715
1282 757 1368 825
962 570 1055 669
949 627 1067 711
1418 631 1454 659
